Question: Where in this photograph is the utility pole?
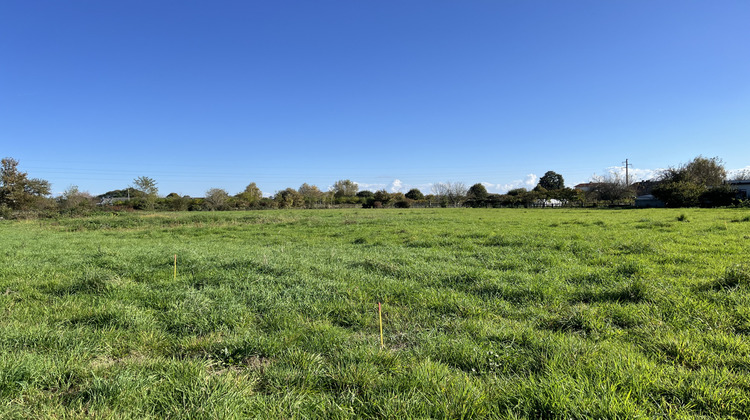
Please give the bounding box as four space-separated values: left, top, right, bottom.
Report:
623 159 632 186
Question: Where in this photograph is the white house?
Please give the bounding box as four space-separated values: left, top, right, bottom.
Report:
729 180 750 198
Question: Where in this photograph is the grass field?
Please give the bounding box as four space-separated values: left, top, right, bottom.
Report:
1 208 750 418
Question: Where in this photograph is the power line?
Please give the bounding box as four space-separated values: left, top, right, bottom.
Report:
622 159 633 185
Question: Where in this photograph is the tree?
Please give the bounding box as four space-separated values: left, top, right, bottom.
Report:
0 157 51 211
332 179 358 198
373 189 392 206
588 173 633 204
431 182 468 207
730 169 750 181
538 171 565 190
404 188 424 201
58 185 94 214
681 156 726 186
133 176 158 196
700 184 737 207
165 193 190 211
298 183 320 197
298 183 324 207
204 188 230 210
133 176 158 210
356 190 374 199
500 188 537 207
275 188 303 209
235 182 262 207
466 183 489 207
652 181 704 208
653 156 728 207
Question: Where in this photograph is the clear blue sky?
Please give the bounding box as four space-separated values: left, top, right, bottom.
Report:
2 1 748 197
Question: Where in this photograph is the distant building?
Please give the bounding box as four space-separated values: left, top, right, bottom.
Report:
99 197 131 205
534 198 563 207
574 183 602 192
631 180 660 196
728 180 750 198
635 194 665 208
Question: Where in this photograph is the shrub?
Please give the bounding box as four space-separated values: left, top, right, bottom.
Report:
394 200 411 208
0 204 11 220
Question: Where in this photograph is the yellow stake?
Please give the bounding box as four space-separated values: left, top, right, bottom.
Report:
174 254 177 280
378 302 384 349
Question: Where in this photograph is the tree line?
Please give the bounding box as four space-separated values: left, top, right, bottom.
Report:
1 155 748 218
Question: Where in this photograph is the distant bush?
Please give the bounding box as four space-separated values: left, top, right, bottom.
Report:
394 200 411 208
405 188 424 200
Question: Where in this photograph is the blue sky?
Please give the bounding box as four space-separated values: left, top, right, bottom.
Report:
2 1 748 197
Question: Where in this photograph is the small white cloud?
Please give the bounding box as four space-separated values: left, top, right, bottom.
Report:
728 166 750 180
352 181 386 192
480 181 495 189
477 173 540 194
601 166 661 182
351 179 427 194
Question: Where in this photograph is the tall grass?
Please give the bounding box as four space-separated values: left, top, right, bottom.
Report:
1 208 749 417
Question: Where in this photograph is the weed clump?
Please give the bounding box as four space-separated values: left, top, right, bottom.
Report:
543 305 604 336
618 278 650 302
716 264 750 289
615 260 644 278
50 268 119 295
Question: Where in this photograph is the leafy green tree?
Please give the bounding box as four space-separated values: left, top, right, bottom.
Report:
373 190 391 205
681 156 726 186
298 183 324 207
133 176 158 210
555 187 584 206
99 188 143 199
700 184 737 207
501 188 537 208
466 183 489 207
204 188 230 210
165 193 190 211
235 182 262 207
0 157 51 211
332 179 358 198
356 190 374 199
538 171 565 190
404 188 424 201
58 185 94 214
394 200 411 208
467 183 489 200
652 181 704 208
653 156 728 207
275 188 304 209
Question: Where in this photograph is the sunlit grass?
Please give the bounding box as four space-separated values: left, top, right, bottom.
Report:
1 208 749 418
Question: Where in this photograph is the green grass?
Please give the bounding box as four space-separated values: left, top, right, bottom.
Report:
1 208 750 418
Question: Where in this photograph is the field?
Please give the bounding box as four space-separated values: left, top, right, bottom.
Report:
1 208 750 418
